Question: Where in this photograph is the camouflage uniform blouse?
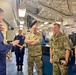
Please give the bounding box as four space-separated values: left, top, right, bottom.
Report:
50 32 72 62
26 32 42 56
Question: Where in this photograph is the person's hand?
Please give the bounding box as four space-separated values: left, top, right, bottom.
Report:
50 58 53 63
0 25 5 31
75 60 76 64
6 54 11 59
12 40 19 46
61 60 68 65
20 46 23 51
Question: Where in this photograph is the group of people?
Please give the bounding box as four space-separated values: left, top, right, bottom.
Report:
0 8 76 75
0 8 42 75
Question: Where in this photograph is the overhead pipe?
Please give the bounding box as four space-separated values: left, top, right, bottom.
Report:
26 10 55 23
3 19 10 26
38 0 73 18
66 0 74 15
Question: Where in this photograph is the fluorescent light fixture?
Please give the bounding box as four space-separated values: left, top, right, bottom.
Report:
65 26 69 28
55 22 61 24
20 21 24 24
44 22 49 24
19 27 23 30
20 25 23 28
41 24 44 26
18 9 26 17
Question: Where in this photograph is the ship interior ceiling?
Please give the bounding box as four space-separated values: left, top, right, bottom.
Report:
1 0 76 75
0 0 76 33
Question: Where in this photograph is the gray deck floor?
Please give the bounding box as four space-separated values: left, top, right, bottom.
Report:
6 48 37 75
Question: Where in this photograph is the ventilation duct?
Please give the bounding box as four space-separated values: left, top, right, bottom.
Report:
27 15 32 28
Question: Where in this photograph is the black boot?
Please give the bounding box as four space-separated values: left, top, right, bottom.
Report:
17 65 20 71
20 65 23 71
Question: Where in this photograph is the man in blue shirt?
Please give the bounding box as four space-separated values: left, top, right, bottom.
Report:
14 30 25 71
0 8 19 75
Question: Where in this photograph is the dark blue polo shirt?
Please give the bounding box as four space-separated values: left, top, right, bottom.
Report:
14 35 25 53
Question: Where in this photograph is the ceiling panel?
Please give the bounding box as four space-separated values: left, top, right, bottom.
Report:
0 0 76 28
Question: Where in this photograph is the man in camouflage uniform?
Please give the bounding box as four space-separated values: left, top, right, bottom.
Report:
25 24 42 75
50 23 72 75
